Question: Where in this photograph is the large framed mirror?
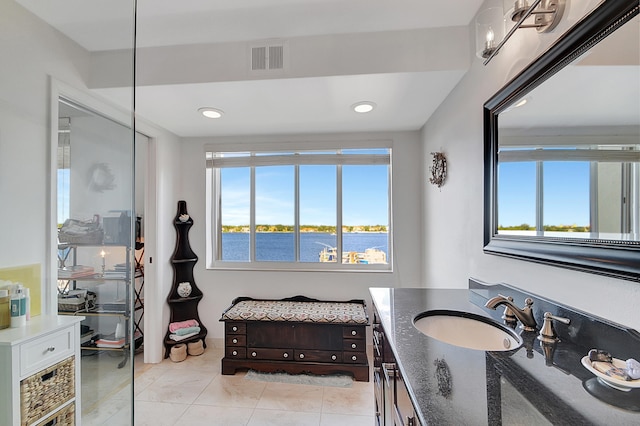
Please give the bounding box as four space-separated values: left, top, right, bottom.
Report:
484 0 639 281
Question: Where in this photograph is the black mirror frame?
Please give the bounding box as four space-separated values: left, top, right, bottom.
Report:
483 0 640 282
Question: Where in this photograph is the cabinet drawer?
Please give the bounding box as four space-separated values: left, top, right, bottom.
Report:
248 348 292 361
344 339 365 352
20 327 74 377
34 402 75 426
343 352 367 364
226 322 246 334
20 356 75 426
294 350 342 363
226 347 246 358
226 335 246 346
343 326 366 339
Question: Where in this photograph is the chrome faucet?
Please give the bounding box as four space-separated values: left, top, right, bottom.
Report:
485 295 537 331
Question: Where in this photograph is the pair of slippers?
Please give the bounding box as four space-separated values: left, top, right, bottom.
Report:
170 339 204 362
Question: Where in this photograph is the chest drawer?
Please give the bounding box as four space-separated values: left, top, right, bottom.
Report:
344 339 365 352
294 349 342 363
226 347 247 358
226 322 246 334
20 326 75 377
248 348 293 361
343 326 366 339
226 335 247 346
343 352 367 364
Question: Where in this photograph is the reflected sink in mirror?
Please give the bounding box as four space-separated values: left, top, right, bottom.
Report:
413 310 523 352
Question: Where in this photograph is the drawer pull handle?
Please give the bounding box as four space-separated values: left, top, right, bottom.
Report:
41 370 57 382
251 352 257 357
299 353 305 359
283 353 289 358
331 355 337 361
47 346 56 353
351 330 357 336
232 338 238 344
232 350 238 356
351 343 357 349
232 326 238 332
352 355 357 361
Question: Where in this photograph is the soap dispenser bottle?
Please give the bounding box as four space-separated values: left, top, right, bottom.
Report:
10 285 26 328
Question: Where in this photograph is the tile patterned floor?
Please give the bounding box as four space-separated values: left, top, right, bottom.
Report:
82 345 374 425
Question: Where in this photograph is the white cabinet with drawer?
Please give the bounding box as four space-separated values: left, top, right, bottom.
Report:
0 315 83 425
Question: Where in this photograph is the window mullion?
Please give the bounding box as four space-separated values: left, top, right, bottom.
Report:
536 161 544 234
295 164 300 262
336 163 343 265
250 165 256 262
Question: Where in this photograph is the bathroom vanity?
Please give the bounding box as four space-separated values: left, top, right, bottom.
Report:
370 281 640 425
0 315 83 426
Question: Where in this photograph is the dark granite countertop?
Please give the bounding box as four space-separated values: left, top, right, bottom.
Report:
370 283 640 425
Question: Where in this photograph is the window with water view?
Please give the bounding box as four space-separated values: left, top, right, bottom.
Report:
206 148 391 270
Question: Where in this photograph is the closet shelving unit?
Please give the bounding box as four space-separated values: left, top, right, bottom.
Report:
57 242 144 368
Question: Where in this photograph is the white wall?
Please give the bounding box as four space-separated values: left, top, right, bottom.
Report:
0 1 130 313
421 0 640 331
170 131 423 340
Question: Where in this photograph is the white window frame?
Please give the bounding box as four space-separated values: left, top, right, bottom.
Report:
205 141 392 272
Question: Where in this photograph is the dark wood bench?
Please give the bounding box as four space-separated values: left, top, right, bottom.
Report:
220 295 370 381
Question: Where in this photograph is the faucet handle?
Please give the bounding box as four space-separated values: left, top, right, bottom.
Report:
537 312 570 343
497 294 518 326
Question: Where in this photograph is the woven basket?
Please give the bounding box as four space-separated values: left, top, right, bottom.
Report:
58 219 104 245
34 402 75 426
21 356 75 426
58 229 104 245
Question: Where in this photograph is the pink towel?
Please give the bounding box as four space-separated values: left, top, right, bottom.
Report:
169 319 199 332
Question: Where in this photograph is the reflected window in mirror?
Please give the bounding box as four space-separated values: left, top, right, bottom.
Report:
497 143 639 241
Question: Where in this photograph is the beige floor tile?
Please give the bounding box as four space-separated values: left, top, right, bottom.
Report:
194 374 266 408
177 404 254 425
80 397 132 426
256 382 324 412
135 368 214 404
130 400 189 426
321 383 374 416
319 412 375 426
247 409 321 426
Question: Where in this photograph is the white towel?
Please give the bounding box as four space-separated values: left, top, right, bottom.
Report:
169 332 198 341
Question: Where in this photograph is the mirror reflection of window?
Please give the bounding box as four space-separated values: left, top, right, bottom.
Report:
497 144 640 240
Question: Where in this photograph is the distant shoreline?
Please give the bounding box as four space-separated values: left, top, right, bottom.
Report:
223 230 389 234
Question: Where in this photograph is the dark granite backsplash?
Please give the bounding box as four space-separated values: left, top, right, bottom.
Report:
468 278 640 361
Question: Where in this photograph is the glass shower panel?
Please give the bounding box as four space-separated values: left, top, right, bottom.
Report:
0 1 136 424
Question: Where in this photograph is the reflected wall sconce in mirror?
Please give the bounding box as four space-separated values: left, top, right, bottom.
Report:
429 152 447 188
477 0 566 64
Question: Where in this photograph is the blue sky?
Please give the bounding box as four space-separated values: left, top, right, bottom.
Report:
498 161 590 227
221 164 389 226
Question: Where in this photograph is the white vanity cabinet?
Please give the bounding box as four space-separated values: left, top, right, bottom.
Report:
0 315 83 426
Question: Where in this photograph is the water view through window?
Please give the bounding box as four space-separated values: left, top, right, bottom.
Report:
209 148 391 267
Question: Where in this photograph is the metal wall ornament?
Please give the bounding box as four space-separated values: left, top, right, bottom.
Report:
429 152 447 188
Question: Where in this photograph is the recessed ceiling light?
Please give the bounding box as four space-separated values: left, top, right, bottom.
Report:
514 98 528 108
198 107 224 119
352 101 376 113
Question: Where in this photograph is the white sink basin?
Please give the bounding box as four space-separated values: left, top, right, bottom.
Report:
413 311 523 351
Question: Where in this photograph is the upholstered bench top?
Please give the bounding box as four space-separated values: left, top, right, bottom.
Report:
221 298 368 324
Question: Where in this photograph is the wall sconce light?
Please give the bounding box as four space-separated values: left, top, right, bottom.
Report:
477 0 566 65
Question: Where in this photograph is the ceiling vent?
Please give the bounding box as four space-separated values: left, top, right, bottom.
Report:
250 41 288 73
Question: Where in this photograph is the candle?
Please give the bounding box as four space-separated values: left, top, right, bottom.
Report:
100 250 106 276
